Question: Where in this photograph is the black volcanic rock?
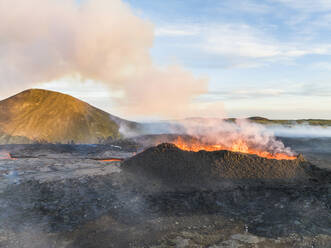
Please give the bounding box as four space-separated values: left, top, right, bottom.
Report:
122 143 314 188
0 144 330 247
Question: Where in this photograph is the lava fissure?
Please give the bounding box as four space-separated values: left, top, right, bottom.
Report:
97 158 124 162
171 136 296 160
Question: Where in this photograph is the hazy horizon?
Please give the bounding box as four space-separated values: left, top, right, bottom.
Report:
1 87 331 122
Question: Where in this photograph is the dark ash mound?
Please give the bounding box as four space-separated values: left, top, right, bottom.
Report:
122 143 315 188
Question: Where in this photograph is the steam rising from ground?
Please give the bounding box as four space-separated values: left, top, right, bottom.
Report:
136 120 331 155
180 119 294 155
138 118 295 156
267 125 331 138
0 0 211 118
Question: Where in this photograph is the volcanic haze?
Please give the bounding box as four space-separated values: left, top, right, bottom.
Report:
0 0 211 119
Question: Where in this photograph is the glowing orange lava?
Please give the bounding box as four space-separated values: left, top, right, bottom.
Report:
99 158 123 162
172 137 296 160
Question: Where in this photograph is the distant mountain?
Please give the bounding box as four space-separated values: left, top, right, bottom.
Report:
247 116 331 126
0 89 137 144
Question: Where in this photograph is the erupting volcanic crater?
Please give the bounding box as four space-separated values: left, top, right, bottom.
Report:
171 136 297 160
122 143 313 188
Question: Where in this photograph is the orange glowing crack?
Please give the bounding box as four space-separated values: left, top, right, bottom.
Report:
172 137 296 160
98 158 123 162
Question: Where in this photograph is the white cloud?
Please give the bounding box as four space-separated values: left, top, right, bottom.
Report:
233 88 285 96
203 24 280 58
218 0 272 14
272 0 331 12
151 18 331 72
153 21 331 70
203 82 331 102
205 88 286 101
309 13 331 29
155 26 199 36
311 62 331 70
201 24 331 60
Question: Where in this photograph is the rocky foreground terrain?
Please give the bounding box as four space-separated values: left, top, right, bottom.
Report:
0 143 330 248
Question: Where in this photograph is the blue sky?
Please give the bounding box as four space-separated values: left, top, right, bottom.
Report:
120 0 331 119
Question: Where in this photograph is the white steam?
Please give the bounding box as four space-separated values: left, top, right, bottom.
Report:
0 0 211 119
266 125 331 138
178 118 294 155
138 118 295 156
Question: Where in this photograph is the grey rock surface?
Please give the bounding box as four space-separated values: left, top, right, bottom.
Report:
0 144 330 248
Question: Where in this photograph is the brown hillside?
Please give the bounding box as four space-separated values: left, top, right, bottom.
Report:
0 89 130 144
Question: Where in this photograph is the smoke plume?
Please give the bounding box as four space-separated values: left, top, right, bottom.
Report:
137 118 295 156
0 0 210 118
178 118 294 155
267 124 331 138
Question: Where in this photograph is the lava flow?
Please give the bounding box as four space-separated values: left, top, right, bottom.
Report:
98 158 123 162
172 137 297 160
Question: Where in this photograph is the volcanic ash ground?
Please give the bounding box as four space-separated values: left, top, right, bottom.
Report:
0 143 330 248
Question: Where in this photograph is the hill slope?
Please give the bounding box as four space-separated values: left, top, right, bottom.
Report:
0 89 133 144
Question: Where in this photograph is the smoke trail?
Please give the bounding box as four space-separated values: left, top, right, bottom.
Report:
0 0 212 119
266 124 331 138
176 118 294 155
131 118 294 156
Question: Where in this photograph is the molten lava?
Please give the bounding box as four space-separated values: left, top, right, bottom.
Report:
172 137 296 160
98 158 123 162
